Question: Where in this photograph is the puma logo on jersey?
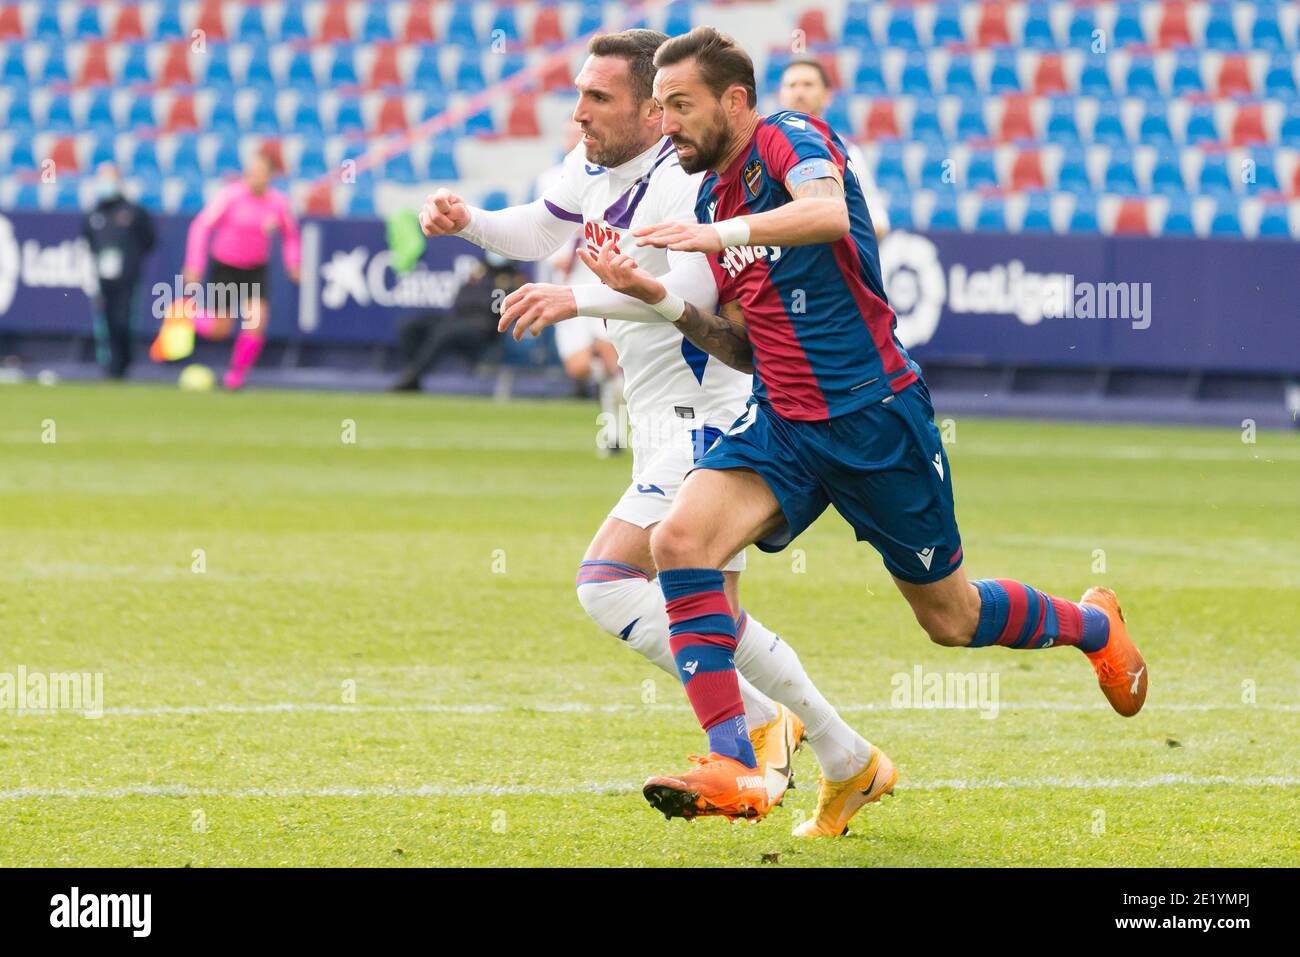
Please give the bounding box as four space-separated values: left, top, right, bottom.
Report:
916 547 935 570
718 244 783 279
932 453 944 480
1128 667 1145 694
584 221 621 255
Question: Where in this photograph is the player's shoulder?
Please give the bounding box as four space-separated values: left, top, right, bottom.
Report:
561 142 610 181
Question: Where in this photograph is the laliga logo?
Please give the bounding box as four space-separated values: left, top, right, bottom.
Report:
878 231 945 349
0 214 20 314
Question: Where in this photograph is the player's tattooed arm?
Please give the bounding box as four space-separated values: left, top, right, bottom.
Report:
790 176 845 201
674 300 754 374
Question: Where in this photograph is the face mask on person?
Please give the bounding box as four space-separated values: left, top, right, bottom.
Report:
95 177 121 202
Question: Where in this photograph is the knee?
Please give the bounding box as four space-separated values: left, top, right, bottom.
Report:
649 519 705 570
575 563 646 638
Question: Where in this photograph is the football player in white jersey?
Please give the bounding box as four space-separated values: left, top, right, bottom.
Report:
418 30 880 827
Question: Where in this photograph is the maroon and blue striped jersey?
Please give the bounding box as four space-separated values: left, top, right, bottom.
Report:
694 110 919 421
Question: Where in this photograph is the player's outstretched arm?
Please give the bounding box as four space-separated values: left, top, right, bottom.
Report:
674 300 753 374
418 188 576 262
634 176 850 253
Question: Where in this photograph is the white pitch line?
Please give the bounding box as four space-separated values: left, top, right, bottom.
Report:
1 774 1297 802
4 700 1298 718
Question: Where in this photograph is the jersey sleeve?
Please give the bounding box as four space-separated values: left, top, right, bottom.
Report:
535 144 587 227
756 112 846 193
691 177 734 304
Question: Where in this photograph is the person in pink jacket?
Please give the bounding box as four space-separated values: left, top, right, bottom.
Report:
183 147 301 390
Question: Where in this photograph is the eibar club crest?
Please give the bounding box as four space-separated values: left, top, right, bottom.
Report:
743 159 763 197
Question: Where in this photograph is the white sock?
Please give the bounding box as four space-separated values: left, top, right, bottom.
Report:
575 570 776 728
734 612 873 781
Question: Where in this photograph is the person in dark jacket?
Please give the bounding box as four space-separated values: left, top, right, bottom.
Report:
80 162 155 379
390 253 526 392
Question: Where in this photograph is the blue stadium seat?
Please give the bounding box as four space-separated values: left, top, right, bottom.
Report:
885 195 912 230
1170 51 1205 96
33 2 61 41
237 4 267 42
490 5 521 44
89 132 116 169
900 51 932 95
1150 149 1186 195
204 42 233 88
763 51 792 93
171 134 200 176
1020 191 1053 232
414 46 444 91
498 52 527 82
944 54 976 96
1184 104 1219 145
120 42 151 84
1079 57 1112 96
1264 54 1297 99
136 175 164 212
1068 193 1099 232
209 93 238 132
919 142 951 187
278 3 309 42
12 180 41 209
1045 96 1081 143
446 1 478 48
824 96 852 137
130 140 160 177
213 132 241 174
54 177 82 210
1104 147 1139 193
931 3 964 46
293 96 323 136
841 1 872 49
1067 8 1097 48
988 49 1021 94
330 45 359 87
1281 103 1300 147
462 107 495 137
85 89 114 131
1022 3 1055 49
154 0 183 41
45 93 74 132
298 134 328 179
386 151 416 184
74 4 102 39
41 41 70 84
244 41 275 88
127 96 157 129
964 149 997 189
456 54 487 93
853 49 885 95
1243 148 1279 193
664 1 694 38
1162 194 1195 235
576 1 605 38
1058 154 1092 192
362 3 393 42
1204 6 1239 51
287 49 317 90
956 95 989 140
1251 5 1286 51
1092 99 1127 146
250 91 280 134
1124 55 1158 98
7 134 34 169
1209 197 1242 235
873 142 907 193
5 91 33 131
1139 101 1173 145
910 97 944 144
427 144 460 180
886 7 919 48
2 44 27 85
335 96 365 134
1112 3 1145 47
178 177 205 213
976 197 1007 232
481 189 510 211
1257 202 1291 237
928 190 960 230
1197 153 1233 194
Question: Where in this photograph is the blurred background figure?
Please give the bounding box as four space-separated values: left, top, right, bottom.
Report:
80 162 154 380
182 146 300 391
532 122 626 454
391 253 526 392
778 58 889 239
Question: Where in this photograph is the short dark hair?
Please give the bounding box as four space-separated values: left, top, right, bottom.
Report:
653 25 757 108
782 57 831 90
588 28 668 103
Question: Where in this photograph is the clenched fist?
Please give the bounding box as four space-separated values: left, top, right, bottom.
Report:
418 188 471 237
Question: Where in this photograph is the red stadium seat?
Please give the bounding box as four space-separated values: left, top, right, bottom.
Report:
1156 1 1193 48
166 93 199 131
1113 198 1150 235
0 5 24 39
998 94 1036 142
368 43 403 89
976 3 1011 47
403 1 437 43
50 136 80 173
194 0 228 42
865 99 900 140
1230 104 1268 146
78 40 112 86
318 0 352 43
1033 53 1068 95
1293 164 1300 197
540 56 572 92
1217 56 1253 97
531 6 564 46
161 41 193 86
795 9 831 48
111 2 145 41
815 51 841 91
304 182 334 217
506 92 541 137
375 95 408 134
1010 150 1046 191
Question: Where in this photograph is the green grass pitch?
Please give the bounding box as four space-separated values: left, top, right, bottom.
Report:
1 381 1297 867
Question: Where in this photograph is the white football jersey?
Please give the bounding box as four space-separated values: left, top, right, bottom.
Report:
540 137 752 449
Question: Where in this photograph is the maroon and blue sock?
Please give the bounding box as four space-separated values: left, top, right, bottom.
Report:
970 579 1110 652
659 567 756 768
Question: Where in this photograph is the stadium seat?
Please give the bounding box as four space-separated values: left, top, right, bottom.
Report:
900 51 932 95
886 195 913 229
194 1 228 42
977 5 1011 47
931 3 964 47
462 106 495 137
318 0 353 43
576 1 605 38
943 54 975 95
236 4 267 42
171 133 200 176
975 197 1007 231
127 95 157 130
1105 147 1139 193
1251 4 1286 51
873 142 907 193
1243 148 1280 193
402 1 436 43
203 42 233 87
1022 3 1056 50
2 43 27 85
1068 7 1098 48
279 2 309 41
1204 5 1239 51
506 93 541 137
213 131 241 174
1112 198 1150 235
1112 4 1146 48
865 99 900 140
250 90 279 134
244 41 274 88
1281 103 1300 147
455 54 487 94
841 2 873 49
1170 50 1205 95
1162 194 1195 235
414 45 444 91
292 96 323 136
129 139 160 177
999 94 1036 142
369 43 403 89
362 3 393 43
1217 56 1253 97
287 49 317 90
1033 54 1068 95
1184 103 1219 144
78 40 112 86
161 41 193 87
1079 57 1113 97
1010 150 1046 191
427 143 460 180
886 7 919 49
911 97 944 144
1125 55 1159 98
927 190 960 230
956 95 989 140
1058 153 1093 192
45 92 74 132
919 143 951 187
965 148 998 190
330 45 360 88
664 1 694 38
795 9 830 47
376 95 408 134
297 134 328 179
1068 193 1099 232
1209 197 1242 235
989 49 1021 94
853 49 886 95
153 1 183 41
1020 191 1054 232
41 41 69 84
166 94 199 132
1046 96 1082 143
48 135 78 174
1197 153 1233 194
85 88 115 131
1139 101 1174 145
1256 201 1291 237
1230 104 1268 146
1156 1 1193 49
1264 54 1298 99
1149 149 1187 195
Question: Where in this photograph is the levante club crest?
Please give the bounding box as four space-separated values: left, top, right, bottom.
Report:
743 159 764 197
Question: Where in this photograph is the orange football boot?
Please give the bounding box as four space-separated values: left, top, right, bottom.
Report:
643 753 771 821
1081 587 1148 717
792 745 897 838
